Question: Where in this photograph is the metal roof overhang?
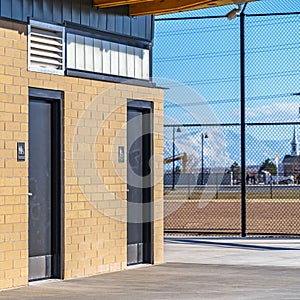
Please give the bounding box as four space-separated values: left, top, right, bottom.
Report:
93 0 256 16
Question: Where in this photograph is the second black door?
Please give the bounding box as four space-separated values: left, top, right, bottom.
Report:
127 105 152 265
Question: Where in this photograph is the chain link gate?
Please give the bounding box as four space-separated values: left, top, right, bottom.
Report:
154 1 300 236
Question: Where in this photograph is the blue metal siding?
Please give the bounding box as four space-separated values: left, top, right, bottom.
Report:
123 16 130 36
23 0 33 21
107 12 116 32
42 0 53 22
0 0 153 41
71 0 81 24
62 1 71 22
98 12 106 31
33 0 43 19
12 0 23 20
89 8 98 29
115 14 123 35
1 1 12 18
53 0 62 23
81 0 90 26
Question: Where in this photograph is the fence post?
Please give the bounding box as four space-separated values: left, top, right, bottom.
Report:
172 126 175 189
240 7 247 237
188 172 191 199
270 180 273 199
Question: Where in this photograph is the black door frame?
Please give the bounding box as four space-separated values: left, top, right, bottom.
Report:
29 87 64 280
127 99 154 265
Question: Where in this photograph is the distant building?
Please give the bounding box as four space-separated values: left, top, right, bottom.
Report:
245 165 259 184
283 126 300 180
283 156 300 177
291 126 299 156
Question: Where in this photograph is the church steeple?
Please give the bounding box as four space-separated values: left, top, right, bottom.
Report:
291 126 298 156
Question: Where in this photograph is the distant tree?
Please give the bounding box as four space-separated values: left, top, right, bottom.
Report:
175 165 181 174
259 158 277 176
230 161 241 183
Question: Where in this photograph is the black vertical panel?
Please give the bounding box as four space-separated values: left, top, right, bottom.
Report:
50 99 63 279
1 0 12 18
141 113 152 263
29 100 52 257
80 0 89 26
12 0 23 20
53 0 62 23
62 0 71 22
71 0 81 24
106 12 115 32
33 0 43 19
98 11 106 31
23 0 33 20
123 15 131 36
43 0 53 22
127 109 143 245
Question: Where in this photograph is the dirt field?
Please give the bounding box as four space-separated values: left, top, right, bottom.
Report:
164 188 300 235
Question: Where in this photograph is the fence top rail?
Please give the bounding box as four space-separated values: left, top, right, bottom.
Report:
164 123 240 128
164 122 300 128
155 12 300 22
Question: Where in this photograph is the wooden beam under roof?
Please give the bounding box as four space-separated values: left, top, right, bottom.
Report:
93 0 256 16
130 0 255 16
93 0 153 9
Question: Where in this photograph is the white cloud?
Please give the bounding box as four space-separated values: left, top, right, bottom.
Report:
231 101 300 121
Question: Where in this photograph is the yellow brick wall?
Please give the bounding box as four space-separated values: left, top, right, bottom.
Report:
0 20 29 290
0 20 164 290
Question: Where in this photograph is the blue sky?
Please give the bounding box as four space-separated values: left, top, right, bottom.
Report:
153 1 300 167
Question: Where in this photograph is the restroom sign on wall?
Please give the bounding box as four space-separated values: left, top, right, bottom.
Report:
17 142 25 162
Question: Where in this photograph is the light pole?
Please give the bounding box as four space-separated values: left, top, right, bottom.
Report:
172 126 181 189
201 132 208 185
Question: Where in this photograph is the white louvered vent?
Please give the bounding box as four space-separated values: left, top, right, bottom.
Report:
28 20 65 75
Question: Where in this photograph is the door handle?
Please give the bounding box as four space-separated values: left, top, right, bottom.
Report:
28 192 33 197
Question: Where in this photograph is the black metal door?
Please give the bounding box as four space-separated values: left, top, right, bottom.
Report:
29 99 60 281
127 106 152 265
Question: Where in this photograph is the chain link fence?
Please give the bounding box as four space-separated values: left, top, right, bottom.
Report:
154 1 300 236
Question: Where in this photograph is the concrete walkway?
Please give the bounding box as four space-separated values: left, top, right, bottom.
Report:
165 237 300 268
1 237 300 299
